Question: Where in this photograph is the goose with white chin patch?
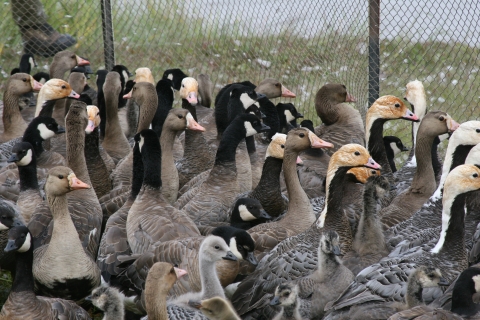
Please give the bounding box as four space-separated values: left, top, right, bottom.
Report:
323 164 480 319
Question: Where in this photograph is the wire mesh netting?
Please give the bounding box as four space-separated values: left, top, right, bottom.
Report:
1 0 479 166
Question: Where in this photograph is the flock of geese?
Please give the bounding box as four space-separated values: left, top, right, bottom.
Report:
0 50 479 320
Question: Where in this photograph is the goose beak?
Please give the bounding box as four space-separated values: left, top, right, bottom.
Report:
70 177 90 190
402 109 419 122
246 252 258 266
295 112 304 119
123 90 133 99
32 79 43 92
0 223 8 231
186 91 198 105
259 209 272 220
438 278 449 286
186 116 206 132
447 119 460 133
270 296 281 306
260 111 267 119
85 295 92 301
7 154 19 163
56 126 66 134
68 90 80 99
281 85 296 98
365 157 381 170
222 251 238 261
309 132 333 149
174 267 188 279
127 71 134 77
259 123 271 133
85 120 96 133
5 240 18 253
346 92 356 102
332 245 342 256
402 146 409 152
188 300 203 309
255 92 266 100
76 56 90 66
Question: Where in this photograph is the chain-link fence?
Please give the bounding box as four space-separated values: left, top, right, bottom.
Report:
1 0 479 165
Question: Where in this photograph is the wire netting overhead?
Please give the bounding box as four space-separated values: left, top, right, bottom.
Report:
1 0 479 164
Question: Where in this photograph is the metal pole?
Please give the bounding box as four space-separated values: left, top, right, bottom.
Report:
101 0 115 70
368 0 380 107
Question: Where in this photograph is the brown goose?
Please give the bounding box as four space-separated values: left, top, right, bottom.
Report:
1 73 42 142
314 83 364 155
380 111 459 229
32 166 101 301
126 67 156 137
0 225 91 319
126 129 200 255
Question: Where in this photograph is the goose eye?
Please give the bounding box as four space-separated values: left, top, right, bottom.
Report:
394 103 400 107
61 85 66 89
71 55 76 59
182 84 185 88
476 129 480 133
23 78 27 82
275 83 281 87
280 144 285 149
178 115 183 119
284 292 290 297
299 133 305 138
438 116 445 121
473 173 478 178
174 263 179 268
170 268 175 273
371 170 376 174
214 245 220 250
354 151 360 156
58 175 64 179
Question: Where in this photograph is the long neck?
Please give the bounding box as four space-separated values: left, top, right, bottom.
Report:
136 94 158 133
36 98 57 118
131 147 144 199
215 120 245 165
316 250 341 282
142 143 162 190
3 89 26 133
318 167 350 227
11 246 35 293
84 127 110 192
252 156 283 196
355 183 385 248
66 117 91 185
366 118 391 175
200 257 225 300
47 192 80 245
406 274 424 308
160 125 177 177
18 159 39 191
258 98 279 139
145 286 169 320
104 85 125 140
49 63 68 79
410 132 436 194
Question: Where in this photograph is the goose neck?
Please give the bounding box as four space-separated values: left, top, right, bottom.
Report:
145 285 169 320
214 120 245 165
406 274 424 308
131 147 145 199
317 167 350 228
141 143 162 190
136 94 158 133
36 99 57 118
182 99 198 121
66 114 91 185
2 90 26 132
199 257 225 300
283 300 299 318
11 246 35 293
410 135 435 194
316 251 341 281
253 156 283 194
18 160 39 191
49 63 67 80
366 118 391 175
317 98 338 125
104 85 124 140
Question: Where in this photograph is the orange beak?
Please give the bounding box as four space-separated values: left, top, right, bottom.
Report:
76 56 90 66
174 267 188 279
308 131 334 149
346 92 356 102
70 177 90 190
123 90 133 99
281 85 296 98
186 114 205 132
365 157 381 170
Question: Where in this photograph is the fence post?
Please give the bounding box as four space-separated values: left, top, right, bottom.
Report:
101 0 115 70
368 0 380 107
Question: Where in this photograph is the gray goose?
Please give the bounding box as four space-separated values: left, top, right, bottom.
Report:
0 225 91 319
314 83 364 156
1 73 42 143
231 144 381 319
323 164 480 320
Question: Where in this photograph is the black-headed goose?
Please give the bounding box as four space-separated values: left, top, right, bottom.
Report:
383 136 409 172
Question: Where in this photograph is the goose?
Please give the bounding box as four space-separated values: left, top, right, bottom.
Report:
162 68 188 90
0 225 91 319
1 73 42 142
126 67 156 137
385 121 480 250
151 78 174 136
63 70 87 119
197 73 213 109
383 136 409 172
231 144 381 319
323 164 480 319
126 129 200 255
345 266 448 320
388 267 480 320
10 53 36 75
313 83 364 155
32 166 101 300
246 128 333 259
188 297 241 320
70 65 98 106
87 286 125 320
380 111 459 229
176 113 269 228
34 78 80 118
0 202 24 272
114 226 256 311
160 108 205 204
84 105 111 198
270 283 304 320
276 102 304 133
101 72 131 163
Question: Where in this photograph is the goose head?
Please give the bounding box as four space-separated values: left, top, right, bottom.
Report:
179 77 199 105
188 297 239 320
316 83 356 105
85 105 100 134
35 79 80 116
164 109 205 132
45 166 90 197
239 113 270 137
404 80 427 118
201 235 238 263
299 119 314 131
231 198 272 222
0 203 22 231
111 64 133 89
285 128 333 153
122 82 156 105
26 116 65 141
146 262 187 294
162 68 188 90
133 67 155 85
465 143 480 165
383 136 409 156
346 167 380 184
319 230 342 256
366 96 419 129
255 78 296 98
364 175 392 200
212 226 258 265
418 111 459 137
4 225 31 253
19 53 37 73
86 286 123 313
270 283 299 307
8 142 35 167
411 266 449 288
230 86 265 110
328 144 381 171
276 102 303 124
67 71 87 93
7 73 42 94
53 51 90 67
265 133 287 159
244 104 265 119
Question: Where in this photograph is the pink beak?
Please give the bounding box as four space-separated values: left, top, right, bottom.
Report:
123 90 133 99
186 116 206 132
186 91 198 105
85 119 96 133
68 90 80 99
402 109 419 121
365 157 381 170
33 80 43 92
70 177 90 190
76 56 90 66
296 156 303 165
346 93 356 102
174 267 188 279
448 119 460 132
281 85 296 98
